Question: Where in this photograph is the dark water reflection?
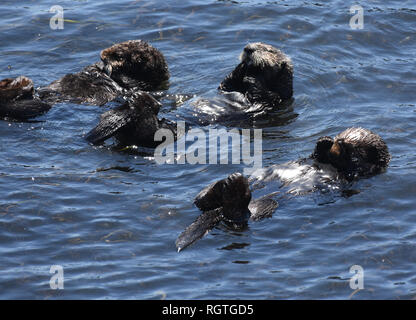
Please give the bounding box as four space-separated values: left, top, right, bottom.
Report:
0 0 415 299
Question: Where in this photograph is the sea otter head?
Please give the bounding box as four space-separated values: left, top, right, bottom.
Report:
313 128 390 179
0 76 34 103
100 40 169 91
238 42 293 100
240 42 290 69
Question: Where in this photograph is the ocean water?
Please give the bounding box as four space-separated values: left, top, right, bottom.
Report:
0 0 415 299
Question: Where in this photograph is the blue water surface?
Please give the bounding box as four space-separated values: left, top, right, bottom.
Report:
0 0 415 299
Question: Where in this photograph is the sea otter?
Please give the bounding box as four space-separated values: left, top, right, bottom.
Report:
169 42 294 127
85 91 176 148
176 128 390 251
100 40 169 91
218 42 293 109
40 40 170 106
0 76 51 120
312 127 391 180
40 63 124 106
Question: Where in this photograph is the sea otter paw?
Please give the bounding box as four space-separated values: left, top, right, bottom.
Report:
194 172 250 212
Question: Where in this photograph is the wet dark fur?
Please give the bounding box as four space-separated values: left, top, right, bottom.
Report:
85 91 175 148
0 76 51 120
40 63 123 106
194 172 252 224
100 40 169 90
41 40 169 106
176 173 278 251
312 127 390 180
177 128 390 251
219 42 293 108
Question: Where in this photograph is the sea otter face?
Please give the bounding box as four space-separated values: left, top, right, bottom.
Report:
239 42 293 100
219 42 293 102
313 128 390 179
327 138 353 171
240 42 292 69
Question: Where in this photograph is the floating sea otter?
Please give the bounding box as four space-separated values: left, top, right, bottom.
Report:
176 128 390 251
219 42 293 108
180 42 295 126
40 40 170 106
85 42 293 146
85 91 176 148
312 127 391 180
96 42 294 147
0 76 51 120
1 40 169 122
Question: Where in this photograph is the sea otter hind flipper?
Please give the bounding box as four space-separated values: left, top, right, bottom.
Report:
249 195 279 221
85 108 131 145
175 209 222 252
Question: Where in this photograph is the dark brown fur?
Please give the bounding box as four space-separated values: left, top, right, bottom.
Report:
41 40 170 106
85 91 175 148
313 127 390 180
0 76 51 120
101 40 169 90
219 42 293 108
